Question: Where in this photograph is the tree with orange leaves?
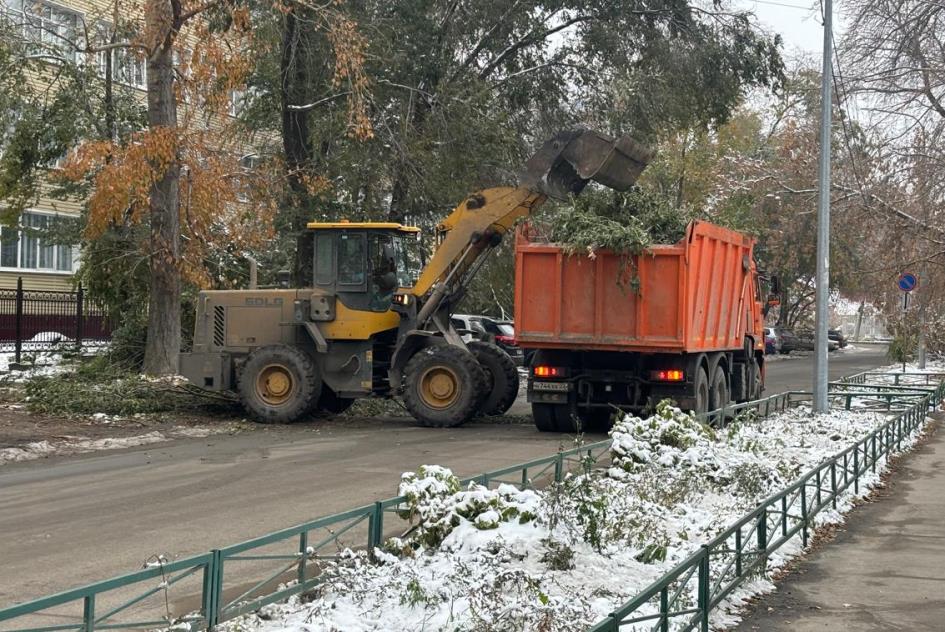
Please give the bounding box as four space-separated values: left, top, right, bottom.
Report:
0 0 371 375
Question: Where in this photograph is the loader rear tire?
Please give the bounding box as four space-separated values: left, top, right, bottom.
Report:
403 345 488 428
468 341 519 416
239 345 321 424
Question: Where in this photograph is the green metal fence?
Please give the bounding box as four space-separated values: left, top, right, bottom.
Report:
587 377 945 632
1 373 941 632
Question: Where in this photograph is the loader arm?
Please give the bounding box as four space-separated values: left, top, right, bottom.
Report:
407 129 654 328
411 186 546 299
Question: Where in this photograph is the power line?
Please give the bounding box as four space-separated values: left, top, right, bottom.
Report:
829 31 869 204
751 0 814 10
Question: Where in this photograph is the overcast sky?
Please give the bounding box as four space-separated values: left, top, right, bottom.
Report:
735 0 839 59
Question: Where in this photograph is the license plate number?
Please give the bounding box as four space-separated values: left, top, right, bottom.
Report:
532 381 570 392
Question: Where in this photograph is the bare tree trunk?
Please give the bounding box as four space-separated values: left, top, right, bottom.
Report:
142 35 181 375
280 9 315 286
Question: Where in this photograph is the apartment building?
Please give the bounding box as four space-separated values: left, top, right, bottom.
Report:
1 0 253 293
0 1 126 290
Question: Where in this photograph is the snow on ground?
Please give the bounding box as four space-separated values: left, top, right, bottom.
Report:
0 426 218 466
218 370 939 632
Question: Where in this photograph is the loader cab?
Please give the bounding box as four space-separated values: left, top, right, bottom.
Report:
308 221 422 312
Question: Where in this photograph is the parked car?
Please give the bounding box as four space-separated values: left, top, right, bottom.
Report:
769 326 799 354
828 328 848 348
794 329 839 352
764 327 779 354
450 314 525 365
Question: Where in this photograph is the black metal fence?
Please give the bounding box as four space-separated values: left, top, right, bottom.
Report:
0 278 113 362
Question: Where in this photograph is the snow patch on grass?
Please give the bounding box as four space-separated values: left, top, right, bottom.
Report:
212 393 928 632
0 426 222 465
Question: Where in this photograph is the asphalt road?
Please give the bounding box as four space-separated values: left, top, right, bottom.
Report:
0 344 889 610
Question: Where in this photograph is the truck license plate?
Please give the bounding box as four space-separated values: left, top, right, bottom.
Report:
532 381 570 392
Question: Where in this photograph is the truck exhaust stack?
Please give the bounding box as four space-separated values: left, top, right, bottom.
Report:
520 129 655 200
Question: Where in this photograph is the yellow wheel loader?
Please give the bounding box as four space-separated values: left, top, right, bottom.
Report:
179 130 652 426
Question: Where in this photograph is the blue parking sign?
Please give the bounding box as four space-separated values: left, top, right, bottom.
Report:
897 272 918 292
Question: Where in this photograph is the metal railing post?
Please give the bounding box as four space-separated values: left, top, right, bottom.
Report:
554 452 564 482
815 469 822 507
298 531 309 585
830 461 837 509
757 509 768 570
777 495 785 536
698 547 710 632
14 276 22 365
660 587 669 632
202 556 216 628
75 282 84 353
207 550 223 629
82 594 95 632
800 483 808 548
735 528 743 576
368 502 384 556
853 447 859 494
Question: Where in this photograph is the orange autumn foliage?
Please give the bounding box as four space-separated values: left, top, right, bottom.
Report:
57 0 372 289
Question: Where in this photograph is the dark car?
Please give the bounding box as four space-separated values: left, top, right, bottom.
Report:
794 329 839 352
486 320 525 366
773 327 799 354
828 328 848 348
451 314 525 365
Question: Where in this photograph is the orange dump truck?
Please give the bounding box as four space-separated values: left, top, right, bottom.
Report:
514 220 766 432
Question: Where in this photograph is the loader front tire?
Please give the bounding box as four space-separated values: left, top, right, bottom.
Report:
239 345 321 424
468 341 519 416
403 345 488 428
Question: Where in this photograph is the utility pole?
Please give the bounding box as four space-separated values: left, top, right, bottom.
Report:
917 265 927 369
813 0 832 413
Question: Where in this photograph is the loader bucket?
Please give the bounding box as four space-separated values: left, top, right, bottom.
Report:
521 129 654 199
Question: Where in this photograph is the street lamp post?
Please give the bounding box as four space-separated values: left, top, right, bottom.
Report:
813 0 833 413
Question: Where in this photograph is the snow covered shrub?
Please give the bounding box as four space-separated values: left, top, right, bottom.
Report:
610 400 715 473
540 538 575 571
721 460 785 501
465 567 586 632
396 466 539 550
398 465 462 522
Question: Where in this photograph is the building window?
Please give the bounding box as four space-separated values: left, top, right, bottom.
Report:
236 154 258 202
97 48 146 89
13 1 80 63
0 211 77 273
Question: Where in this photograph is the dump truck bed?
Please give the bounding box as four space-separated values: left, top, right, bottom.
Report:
514 220 761 353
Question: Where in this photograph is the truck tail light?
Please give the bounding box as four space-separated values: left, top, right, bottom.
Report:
533 365 562 377
392 293 412 305
651 369 684 382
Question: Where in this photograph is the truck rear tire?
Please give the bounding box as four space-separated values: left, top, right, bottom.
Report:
239 345 321 424
578 408 613 433
693 366 710 415
403 345 488 427
532 403 573 433
710 365 730 413
468 341 519 416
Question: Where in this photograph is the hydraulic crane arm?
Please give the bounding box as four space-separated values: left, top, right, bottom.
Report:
409 129 653 326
